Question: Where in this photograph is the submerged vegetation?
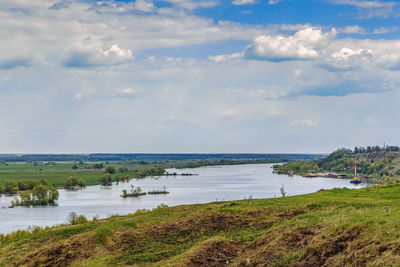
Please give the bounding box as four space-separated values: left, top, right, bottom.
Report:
10 185 59 207
64 176 86 189
3 183 400 265
148 185 169 195
121 185 147 198
0 179 48 194
0 154 321 191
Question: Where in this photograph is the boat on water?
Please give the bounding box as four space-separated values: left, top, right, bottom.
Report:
350 161 361 184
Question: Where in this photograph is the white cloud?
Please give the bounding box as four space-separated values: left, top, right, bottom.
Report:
375 54 400 69
339 25 365 34
163 0 218 10
245 27 336 61
88 0 155 13
62 43 133 68
220 109 237 119
324 47 373 70
268 0 285 4
330 0 398 18
289 119 317 127
331 0 396 9
2 0 400 153
373 26 398 34
232 0 256 5
208 53 243 62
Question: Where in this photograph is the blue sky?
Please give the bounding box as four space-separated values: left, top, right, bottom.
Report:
0 0 400 153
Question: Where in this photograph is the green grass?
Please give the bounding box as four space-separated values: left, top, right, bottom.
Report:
3 183 400 266
0 159 281 188
0 162 149 188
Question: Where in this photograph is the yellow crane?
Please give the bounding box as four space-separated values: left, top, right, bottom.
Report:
350 160 361 184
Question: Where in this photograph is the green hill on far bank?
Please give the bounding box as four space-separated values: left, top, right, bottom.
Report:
274 146 400 181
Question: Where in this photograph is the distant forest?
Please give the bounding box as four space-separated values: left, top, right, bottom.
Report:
0 153 324 162
353 146 400 154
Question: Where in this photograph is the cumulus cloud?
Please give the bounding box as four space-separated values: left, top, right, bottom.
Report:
323 47 373 70
245 27 336 61
375 54 400 70
62 43 133 68
232 0 256 5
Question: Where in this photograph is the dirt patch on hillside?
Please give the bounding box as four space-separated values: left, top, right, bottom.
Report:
148 213 251 238
16 233 97 267
185 239 243 267
294 226 363 266
234 225 320 266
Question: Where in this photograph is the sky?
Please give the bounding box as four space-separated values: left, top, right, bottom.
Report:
1 0 400 153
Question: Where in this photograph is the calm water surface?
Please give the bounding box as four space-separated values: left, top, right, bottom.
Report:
0 164 366 233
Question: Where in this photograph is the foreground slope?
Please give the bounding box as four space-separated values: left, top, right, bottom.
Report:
2 184 400 266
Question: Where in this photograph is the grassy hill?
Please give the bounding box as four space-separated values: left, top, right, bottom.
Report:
2 183 400 266
274 147 400 181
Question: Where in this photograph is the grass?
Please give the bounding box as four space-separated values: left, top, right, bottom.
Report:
0 159 283 189
0 161 168 188
3 183 400 265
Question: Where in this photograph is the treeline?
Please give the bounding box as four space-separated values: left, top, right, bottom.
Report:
0 180 48 194
100 167 166 186
135 167 165 178
274 147 400 180
176 159 287 169
354 146 400 154
274 162 320 175
0 153 323 162
64 176 86 189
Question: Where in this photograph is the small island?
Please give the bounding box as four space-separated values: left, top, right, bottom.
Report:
10 185 59 207
148 186 169 195
121 186 147 198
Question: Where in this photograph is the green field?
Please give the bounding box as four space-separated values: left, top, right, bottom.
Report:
0 162 139 188
0 158 295 189
2 183 400 266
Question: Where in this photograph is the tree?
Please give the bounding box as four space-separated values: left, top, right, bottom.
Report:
72 165 78 170
104 166 116 174
67 212 79 225
93 163 104 169
12 185 58 206
64 176 86 189
5 180 18 193
101 173 112 186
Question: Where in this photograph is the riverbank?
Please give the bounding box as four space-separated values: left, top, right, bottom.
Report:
0 164 365 234
2 182 400 266
0 157 312 191
274 148 400 183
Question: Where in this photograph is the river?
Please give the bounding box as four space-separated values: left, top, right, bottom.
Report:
0 164 367 234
